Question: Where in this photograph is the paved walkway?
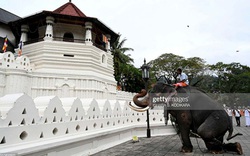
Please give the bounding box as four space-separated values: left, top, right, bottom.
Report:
92 117 250 156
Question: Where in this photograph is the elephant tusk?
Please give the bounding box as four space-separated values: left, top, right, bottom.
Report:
128 102 150 112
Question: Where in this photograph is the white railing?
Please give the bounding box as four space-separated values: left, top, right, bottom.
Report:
0 93 175 156
0 52 31 71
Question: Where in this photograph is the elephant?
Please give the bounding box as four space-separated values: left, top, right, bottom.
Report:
130 80 243 155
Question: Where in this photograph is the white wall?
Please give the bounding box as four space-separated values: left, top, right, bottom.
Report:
0 51 117 99
0 93 175 156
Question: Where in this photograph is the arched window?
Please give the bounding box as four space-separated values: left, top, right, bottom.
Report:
63 32 74 42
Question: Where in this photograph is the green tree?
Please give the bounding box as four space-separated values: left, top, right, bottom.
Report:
209 62 250 93
111 34 134 86
147 52 250 107
182 57 206 82
148 53 206 84
207 62 250 107
120 64 145 92
149 53 185 81
111 34 144 92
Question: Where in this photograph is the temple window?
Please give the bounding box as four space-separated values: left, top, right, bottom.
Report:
63 32 74 42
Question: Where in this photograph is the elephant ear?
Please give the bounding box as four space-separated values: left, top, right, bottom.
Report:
157 75 171 85
150 82 174 94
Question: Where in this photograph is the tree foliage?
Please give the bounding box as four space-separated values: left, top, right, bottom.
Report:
146 53 250 107
204 62 250 107
110 35 250 107
148 53 206 84
208 62 250 93
192 62 250 107
111 34 144 92
111 34 134 84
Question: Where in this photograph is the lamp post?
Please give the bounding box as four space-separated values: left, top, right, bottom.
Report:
141 58 151 138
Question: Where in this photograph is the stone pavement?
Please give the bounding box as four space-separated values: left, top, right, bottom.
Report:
92 117 250 156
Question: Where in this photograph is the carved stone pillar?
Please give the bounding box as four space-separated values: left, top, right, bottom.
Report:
44 16 55 41
20 25 29 43
85 22 92 45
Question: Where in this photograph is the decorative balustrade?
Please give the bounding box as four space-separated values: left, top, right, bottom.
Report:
0 93 166 148
0 52 31 71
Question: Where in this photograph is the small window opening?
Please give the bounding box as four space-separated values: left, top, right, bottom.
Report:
63 32 74 42
63 54 74 57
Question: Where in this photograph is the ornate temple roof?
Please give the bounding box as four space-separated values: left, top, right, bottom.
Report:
53 1 86 17
8 1 119 44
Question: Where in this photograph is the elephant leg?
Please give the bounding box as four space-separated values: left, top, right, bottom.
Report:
197 112 228 154
177 111 193 153
223 142 243 155
163 106 168 125
179 128 193 153
203 137 224 154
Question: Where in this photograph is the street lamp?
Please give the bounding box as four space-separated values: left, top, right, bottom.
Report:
141 58 151 138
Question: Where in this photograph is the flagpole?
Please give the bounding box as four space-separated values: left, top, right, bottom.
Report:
18 41 23 56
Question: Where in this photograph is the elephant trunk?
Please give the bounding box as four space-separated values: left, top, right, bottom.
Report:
132 89 150 108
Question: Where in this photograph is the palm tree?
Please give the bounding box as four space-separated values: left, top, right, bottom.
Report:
111 34 134 88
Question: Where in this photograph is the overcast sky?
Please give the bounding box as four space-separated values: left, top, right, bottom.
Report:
2 0 250 67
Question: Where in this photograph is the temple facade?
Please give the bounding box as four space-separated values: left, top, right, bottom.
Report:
0 1 119 99
0 2 172 156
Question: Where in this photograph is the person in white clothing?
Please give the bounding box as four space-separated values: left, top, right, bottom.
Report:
226 108 233 121
233 109 241 126
173 68 189 89
244 108 250 127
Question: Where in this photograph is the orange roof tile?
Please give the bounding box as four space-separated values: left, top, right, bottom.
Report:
53 2 86 17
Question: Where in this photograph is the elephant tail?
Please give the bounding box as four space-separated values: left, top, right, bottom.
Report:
226 116 234 141
226 120 243 141
226 125 233 141
227 132 243 141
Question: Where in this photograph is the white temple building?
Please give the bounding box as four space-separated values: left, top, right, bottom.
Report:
0 2 174 156
0 1 119 99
